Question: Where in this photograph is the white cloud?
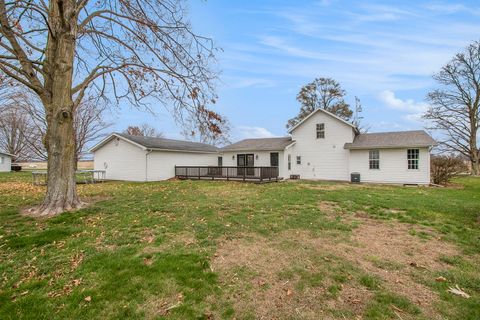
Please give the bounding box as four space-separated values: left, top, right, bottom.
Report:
378 90 429 113
236 126 276 139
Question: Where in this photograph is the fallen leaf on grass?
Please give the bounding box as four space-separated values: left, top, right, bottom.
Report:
435 276 447 282
447 285 470 299
143 257 153 266
409 262 428 270
84 296 92 302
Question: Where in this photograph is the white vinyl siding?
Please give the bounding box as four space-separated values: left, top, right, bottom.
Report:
288 110 355 180
94 138 149 181
146 151 216 181
0 154 11 172
349 148 431 185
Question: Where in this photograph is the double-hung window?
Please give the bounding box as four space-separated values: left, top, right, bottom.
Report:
296 156 301 165
407 149 419 170
316 123 325 139
369 150 380 169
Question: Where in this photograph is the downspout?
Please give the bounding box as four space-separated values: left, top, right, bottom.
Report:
145 149 153 182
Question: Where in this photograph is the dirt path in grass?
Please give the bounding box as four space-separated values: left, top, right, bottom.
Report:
211 202 458 319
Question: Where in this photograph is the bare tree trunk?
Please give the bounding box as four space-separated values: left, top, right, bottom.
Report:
34 1 81 216
472 153 479 175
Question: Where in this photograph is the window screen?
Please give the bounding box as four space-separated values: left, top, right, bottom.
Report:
316 123 325 139
369 150 379 169
407 149 419 170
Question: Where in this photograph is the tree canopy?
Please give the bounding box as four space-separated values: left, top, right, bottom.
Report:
287 78 353 129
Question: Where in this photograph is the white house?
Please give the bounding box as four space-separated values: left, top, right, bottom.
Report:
0 151 13 172
92 109 436 184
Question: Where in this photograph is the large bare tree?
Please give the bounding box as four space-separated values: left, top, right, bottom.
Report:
24 93 110 165
0 0 220 216
424 41 480 175
287 77 353 129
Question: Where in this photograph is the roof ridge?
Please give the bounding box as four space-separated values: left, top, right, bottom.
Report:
116 132 215 146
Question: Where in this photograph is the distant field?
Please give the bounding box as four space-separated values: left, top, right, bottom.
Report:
17 160 94 170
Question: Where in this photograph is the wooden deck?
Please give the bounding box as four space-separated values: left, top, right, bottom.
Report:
175 166 280 183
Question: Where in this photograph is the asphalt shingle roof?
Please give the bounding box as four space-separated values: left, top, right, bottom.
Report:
344 130 437 149
221 137 293 151
117 133 219 153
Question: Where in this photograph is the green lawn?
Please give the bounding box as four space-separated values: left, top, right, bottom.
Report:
0 172 479 319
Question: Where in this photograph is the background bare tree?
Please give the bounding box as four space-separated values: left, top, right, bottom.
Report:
424 41 480 175
287 77 353 129
0 101 37 162
123 123 164 138
182 112 231 146
0 0 221 215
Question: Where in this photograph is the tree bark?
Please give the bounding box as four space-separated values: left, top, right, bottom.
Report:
472 152 479 175
34 1 81 216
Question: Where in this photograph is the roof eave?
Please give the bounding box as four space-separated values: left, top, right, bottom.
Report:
90 133 148 152
147 147 218 154
344 144 437 150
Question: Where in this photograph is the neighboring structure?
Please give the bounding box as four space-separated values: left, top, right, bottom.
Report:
92 109 437 184
0 151 13 172
91 133 218 181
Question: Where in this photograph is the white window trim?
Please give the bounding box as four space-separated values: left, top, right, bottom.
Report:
407 149 420 170
296 156 301 165
369 150 380 170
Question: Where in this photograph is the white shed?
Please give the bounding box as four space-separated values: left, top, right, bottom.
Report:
0 152 13 172
91 133 218 181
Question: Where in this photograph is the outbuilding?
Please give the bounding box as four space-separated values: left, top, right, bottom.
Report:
91 133 218 181
0 151 13 172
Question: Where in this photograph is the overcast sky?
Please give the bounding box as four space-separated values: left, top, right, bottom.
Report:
109 0 480 141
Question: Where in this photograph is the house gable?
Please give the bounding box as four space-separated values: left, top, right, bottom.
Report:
287 108 357 134
287 109 356 181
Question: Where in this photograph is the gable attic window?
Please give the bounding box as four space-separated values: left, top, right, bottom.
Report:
407 149 419 170
369 150 379 169
316 123 325 139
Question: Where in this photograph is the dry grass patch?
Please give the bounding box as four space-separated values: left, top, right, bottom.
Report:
212 211 459 319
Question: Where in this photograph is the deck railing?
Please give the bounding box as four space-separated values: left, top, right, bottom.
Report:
175 166 280 182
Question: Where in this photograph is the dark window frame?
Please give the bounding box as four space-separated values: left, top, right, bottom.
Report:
316 123 325 139
288 154 291 170
270 152 279 167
